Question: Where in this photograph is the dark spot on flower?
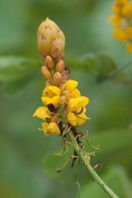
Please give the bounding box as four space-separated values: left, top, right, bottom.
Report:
47 104 58 113
41 35 46 40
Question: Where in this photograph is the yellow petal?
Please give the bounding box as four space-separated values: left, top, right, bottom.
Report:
113 28 126 42
65 80 78 92
70 88 80 98
33 106 51 120
76 113 90 125
41 95 60 107
67 112 77 126
126 42 132 53
42 122 60 135
125 27 132 39
43 86 61 97
69 96 89 112
108 16 122 27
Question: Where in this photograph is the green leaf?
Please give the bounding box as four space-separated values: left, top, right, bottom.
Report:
0 56 41 94
0 56 40 81
66 52 118 78
66 53 99 75
66 53 132 84
96 53 117 76
81 166 131 198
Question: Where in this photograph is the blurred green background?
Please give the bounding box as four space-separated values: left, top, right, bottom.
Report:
0 0 132 197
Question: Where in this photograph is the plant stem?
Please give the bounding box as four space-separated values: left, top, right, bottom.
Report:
69 132 119 198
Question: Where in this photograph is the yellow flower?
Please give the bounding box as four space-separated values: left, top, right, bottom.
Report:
67 110 90 126
65 80 78 92
67 96 90 126
113 28 126 42
43 85 61 97
41 85 61 107
33 106 51 120
126 42 132 53
69 96 89 112
70 88 80 98
42 122 60 135
125 26 132 39
122 2 132 17
108 16 122 27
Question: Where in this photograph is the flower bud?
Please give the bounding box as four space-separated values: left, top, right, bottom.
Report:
50 39 65 61
62 67 71 81
45 56 54 69
60 96 67 105
37 18 65 60
41 66 52 79
53 72 62 86
56 60 65 72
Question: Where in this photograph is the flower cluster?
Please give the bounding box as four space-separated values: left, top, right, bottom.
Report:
33 18 90 136
109 0 132 53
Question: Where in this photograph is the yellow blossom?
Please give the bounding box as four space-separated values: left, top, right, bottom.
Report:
67 110 90 126
43 85 61 97
68 96 89 112
42 122 60 135
126 42 132 52
65 80 78 92
33 106 51 120
113 28 126 42
108 16 122 27
122 2 132 16
109 0 132 52
125 26 132 38
41 86 61 107
70 88 80 98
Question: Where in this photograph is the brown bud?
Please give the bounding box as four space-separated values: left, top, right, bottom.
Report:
53 72 62 86
37 18 65 60
46 80 52 86
63 90 70 98
45 56 54 69
62 67 71 81
56 60 65 72
41 66 51 79
50 39 65 61
60 96 67 105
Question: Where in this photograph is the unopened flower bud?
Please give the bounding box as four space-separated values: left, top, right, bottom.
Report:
46 80 52 86
56 60 65 72
60 96 67 105
45 56 54 69
53 72 62 86
63 90 70 98
37 18 65 60
41 66 51 79
50 39 65 61
62 67 71 81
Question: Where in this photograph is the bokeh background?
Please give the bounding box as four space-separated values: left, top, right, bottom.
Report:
0 0 132 198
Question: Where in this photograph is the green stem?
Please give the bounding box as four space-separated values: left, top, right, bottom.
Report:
69 132 119 198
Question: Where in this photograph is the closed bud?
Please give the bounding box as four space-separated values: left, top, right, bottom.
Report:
37 18 65 60
41 66 51 79
60 96 67 105
50 39 65 61
62 67 71 81
56 60 65 72
46 80 52 86
53 72 62 86
45 56 54 69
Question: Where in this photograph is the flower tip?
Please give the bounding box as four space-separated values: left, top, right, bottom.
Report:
37 18 65 60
